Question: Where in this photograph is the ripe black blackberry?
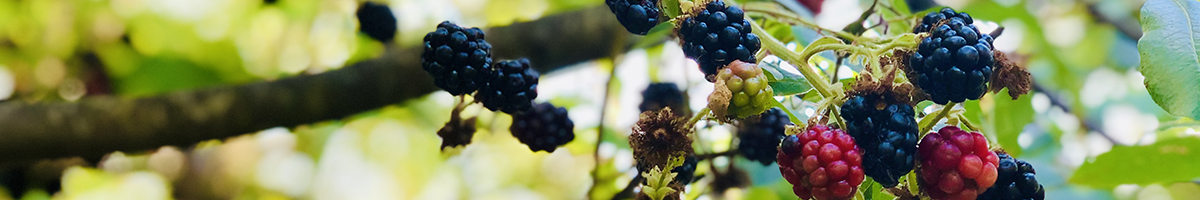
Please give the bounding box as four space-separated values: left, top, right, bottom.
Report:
356 1 397 42
671 155 698 185
606 0 663 35
909 7 994 104
422 21 493 95
478 59 539 114
639 83 687 116
839 95 919 188
737 107 791 165
678 0 761 81
509 102 575 152
979 152 1045 200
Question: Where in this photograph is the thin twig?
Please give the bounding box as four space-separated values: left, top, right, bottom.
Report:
920 102 957 135
1083 2 1142 39
1031 82 1121 145
696 151 739 161
592 48 626 198
611 174 646 200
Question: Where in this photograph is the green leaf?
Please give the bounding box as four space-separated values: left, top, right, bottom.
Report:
1136 0 1200 119
633 23 677 49
988 88 1034 157
1070 137 1200 188
762 61 813 96
662 0 682 19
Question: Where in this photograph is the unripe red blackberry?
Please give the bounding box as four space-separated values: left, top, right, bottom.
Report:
711 61 774 119
509 102 575 152
909 7 994 104
978 151 1045 200
478 59 539 114
422 21 493 95
677 0 761 81
607 0 664 35
356 1 397 42
917 126 999 200
778 124 865 200
840 95 919 187
737 107 791 165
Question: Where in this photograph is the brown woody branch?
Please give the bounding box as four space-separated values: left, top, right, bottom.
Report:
0 5 647 162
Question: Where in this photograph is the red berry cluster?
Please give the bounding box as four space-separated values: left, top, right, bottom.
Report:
778 124 865 200
917 126 999 200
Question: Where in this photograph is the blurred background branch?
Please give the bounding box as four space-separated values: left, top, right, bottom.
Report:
0 5 646 162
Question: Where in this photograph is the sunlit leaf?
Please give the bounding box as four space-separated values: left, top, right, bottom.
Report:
1070 137 1200 188
1136 0 1200 119
988 88 1034 157
762 61 813 96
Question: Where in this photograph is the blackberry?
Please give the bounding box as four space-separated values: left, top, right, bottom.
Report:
422 21 493 95
478 59 539 114
917 126 999 200
778 124 865 200
671 155 698 185
909 7 994 104
979 152 1045 200
678 0 761 81
639 83 687 116
606 0 663 35
737 107 791 165
839 95 919 187
509 102 575 152
356 1 397 42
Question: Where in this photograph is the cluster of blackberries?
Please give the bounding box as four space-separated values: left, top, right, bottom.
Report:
910 7 995 104
509 102 576 152
423 21 494 96
423 21 540 114
356 1 397 42
607 0 663 35
424 22 573 153
979 152 1045 200
678 0 761 81
839 95 919 187
737 107 791 165
639 83 687 116
478 59 539 114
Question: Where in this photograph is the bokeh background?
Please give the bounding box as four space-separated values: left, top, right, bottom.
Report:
0 0 1192 199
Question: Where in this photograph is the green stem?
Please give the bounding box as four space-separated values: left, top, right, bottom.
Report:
742 3 865 41
919 102 957 135
687 108 711 126
749 20 838 98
